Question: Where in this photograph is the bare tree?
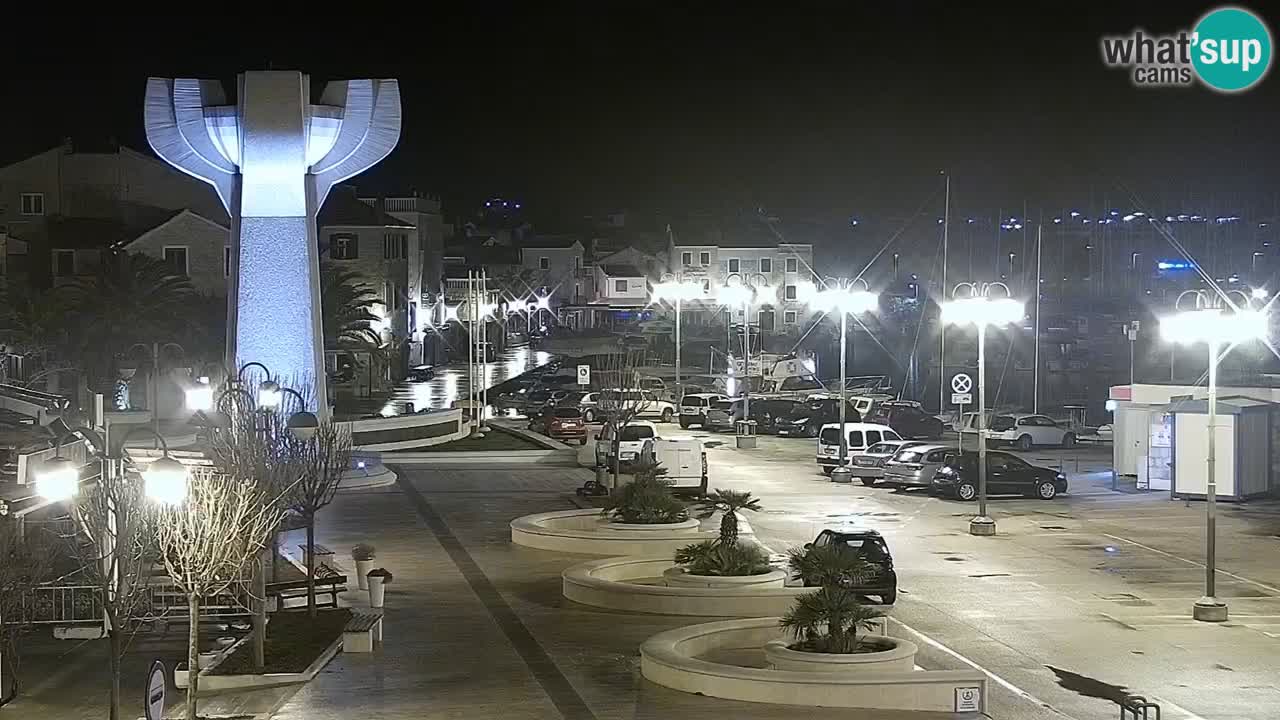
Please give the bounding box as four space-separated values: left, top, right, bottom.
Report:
153 466 290 720
288 421 352 617
592 348 652 490
0 515 54 708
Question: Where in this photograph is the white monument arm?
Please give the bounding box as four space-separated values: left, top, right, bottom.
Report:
143 78 237 211
310 79 402 207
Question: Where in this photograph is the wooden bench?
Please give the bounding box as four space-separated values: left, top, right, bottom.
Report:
298 543 336 568
265 562 347 610
342 612 384 653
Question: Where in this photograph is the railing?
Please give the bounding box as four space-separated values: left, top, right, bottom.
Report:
7 579 253 626
1120 696 1161 720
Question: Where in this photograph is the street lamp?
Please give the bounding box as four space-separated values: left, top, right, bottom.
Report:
717 273 775 449
1161 289 1269 623
37 425 190 505
652 274 704 402
940 282 1024 536
804 278 878 484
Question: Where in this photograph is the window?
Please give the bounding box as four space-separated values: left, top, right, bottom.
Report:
784 310 797 324
162 247 189 277
224 246 232 277
53 249 74 277
20 193 44 216
760 257 773 273
699 251 710 265
539 256 550 270
701 279 711 292
866 430 883 445
383 233 408 259
727 258 740 274
384 281 395 310
331 234 358 260
785 257 798 273
682 251 693 266
847 430 864 448
614 279 627 292
784 284 797 300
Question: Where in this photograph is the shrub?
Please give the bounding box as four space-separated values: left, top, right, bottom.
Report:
602 459 688 524
675 540 772 577
351 544 376 561
780 544 883 654
692 489 762 546
367 568 393 584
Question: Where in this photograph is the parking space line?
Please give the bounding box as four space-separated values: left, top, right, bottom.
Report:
1100 533 1280 596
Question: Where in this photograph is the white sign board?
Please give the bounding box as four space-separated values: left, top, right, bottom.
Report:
954 686 981 712
951 392 972 405
577 364 591 386
144 660 166 720
951 373 972 394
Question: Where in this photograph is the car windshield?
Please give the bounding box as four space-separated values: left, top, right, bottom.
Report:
682 396 708 406
553 408 581 418
991 415 1016 431
528 391 550 401
836 537 889 562
713 400 735 410
895 448 926 462
620 425 655 441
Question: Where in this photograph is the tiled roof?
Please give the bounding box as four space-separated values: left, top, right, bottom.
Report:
319 187 415 228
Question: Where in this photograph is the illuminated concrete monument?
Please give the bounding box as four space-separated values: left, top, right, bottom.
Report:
144 71 401 418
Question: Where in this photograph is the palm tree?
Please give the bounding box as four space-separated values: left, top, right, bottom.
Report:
319 263 381 350
693 489 762 546
780 587 884 653
786 543 876 588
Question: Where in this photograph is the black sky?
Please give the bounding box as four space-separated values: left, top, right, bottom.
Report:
4 3 1278 221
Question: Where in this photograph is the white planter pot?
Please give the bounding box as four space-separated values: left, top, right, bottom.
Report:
198 651 220 669
662 567 787 588
368 577 386 608
763 636 917 673
355 559 374 590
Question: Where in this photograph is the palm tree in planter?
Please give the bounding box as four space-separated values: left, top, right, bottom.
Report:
674 490 771 577
694 490 761 545
780 544 885 654
602 458 688 525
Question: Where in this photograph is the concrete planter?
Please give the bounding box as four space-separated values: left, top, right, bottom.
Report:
763 636 917 673
512 509 743 556
600 517 700 532
563 557 813 617
368 577 386 608
663 567 787 588
355 559 374 590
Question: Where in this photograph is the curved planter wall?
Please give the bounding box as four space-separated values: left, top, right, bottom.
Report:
640 618 987 713
563 557 811 617
511 509 746 556
662 567 787 588
763 637 917 673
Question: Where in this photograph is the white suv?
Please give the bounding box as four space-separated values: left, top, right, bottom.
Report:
678 393 725 428
576 389 677 423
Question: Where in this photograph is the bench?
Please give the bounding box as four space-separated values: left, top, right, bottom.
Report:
298 543 335 568
343 612 384 653
265 563 347 610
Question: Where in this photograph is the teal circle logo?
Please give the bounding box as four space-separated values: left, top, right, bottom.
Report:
1192 7 1272 92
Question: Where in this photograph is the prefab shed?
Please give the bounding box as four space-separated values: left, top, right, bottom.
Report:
1167 395 1279 501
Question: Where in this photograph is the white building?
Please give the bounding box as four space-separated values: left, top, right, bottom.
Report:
520 235 585 305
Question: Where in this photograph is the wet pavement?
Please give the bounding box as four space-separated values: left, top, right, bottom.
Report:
374 344 557 417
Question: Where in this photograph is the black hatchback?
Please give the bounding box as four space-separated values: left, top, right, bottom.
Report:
931 450 1067 500
775 398 862 438
801 529 897 605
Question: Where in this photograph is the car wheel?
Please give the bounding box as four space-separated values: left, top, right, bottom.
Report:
1037 481 1058 500
1016 434 1033 451
860 477 877 487
661 408 673 423
1062 432 1076 448
822 467 834 476
956 481 977 501
679 419 690 429
881 588 897 605
584 409 595 423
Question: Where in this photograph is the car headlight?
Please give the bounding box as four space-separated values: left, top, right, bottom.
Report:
939 467 954 475
1056 473 1066 480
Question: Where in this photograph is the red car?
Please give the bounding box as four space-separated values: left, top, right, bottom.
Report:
531 406 589 444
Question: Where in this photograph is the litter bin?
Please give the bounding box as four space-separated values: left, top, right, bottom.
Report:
735 419 757 449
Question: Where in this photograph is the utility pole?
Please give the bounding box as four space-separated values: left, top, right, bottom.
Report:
939 172 950 414
1033 225 1042 414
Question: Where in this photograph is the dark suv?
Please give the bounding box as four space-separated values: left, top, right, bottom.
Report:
931 450 1067 500
801 529 897 605
868 401 945 439
776 398 862 438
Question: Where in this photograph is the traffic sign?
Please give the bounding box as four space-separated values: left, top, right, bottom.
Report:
954 686 981 712
951 373 972 394
951 392 972 405
577 364 591 386
144 660 166 720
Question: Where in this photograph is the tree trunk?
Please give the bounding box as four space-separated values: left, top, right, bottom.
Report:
252 549 266 669
186 594 199 720
610 431 621 492
306 519 317 619
720 512 737 546
108 613 120 720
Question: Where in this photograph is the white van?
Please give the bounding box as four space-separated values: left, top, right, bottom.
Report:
816 422 901 475
645 436 708 495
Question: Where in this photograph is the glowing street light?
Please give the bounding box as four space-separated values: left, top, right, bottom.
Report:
652 275 705 400
185 378 214 412
142 454 189 505
1161 290 1269 623
805 278 878 484
716 273 776 448
36 456 80 501
940 282 1025 537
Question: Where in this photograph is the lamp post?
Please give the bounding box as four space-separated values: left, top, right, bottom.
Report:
126 342 186 440
652 274 704 401
941 282 1024 536
717 273 775 449
1161 289 1268 623
804 278 878 484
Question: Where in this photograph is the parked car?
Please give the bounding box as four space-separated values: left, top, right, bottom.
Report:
678 392 726 428
407 364 435 382
803 529 897 605
704 399 741 432
881 443 956 490
571 390 677 423
638 376 671 400
521 389 570 416
596 420 659 468
645 436 709 495
963 413 1077 450
816 422 900 474
752 399 804 434
529 406 589 444
868 401 945 439
777 398 863 438
931 450 1068 500
848 439 928 486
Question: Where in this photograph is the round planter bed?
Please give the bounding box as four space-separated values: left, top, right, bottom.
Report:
601 517 701 532
563 557 811 616
662 566 786 588
511 509 750 556
763 636 917 673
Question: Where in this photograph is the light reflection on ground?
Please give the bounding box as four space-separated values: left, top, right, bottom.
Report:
379 346 553 416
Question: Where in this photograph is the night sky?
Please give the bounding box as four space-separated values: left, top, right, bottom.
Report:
4 4 1277 223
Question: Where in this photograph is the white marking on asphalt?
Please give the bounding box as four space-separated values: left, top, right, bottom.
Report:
1100 533 1280 596
885 617 1082 720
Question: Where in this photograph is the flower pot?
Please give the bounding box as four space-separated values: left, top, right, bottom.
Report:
198 651 220 669
763 636 917 673
355 559 374 590
368 577 386 608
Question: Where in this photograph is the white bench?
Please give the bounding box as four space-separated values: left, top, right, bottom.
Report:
343 612 384 653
